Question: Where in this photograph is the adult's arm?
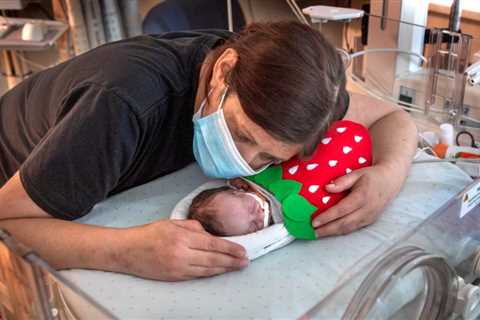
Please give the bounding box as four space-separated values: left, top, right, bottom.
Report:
312 92 418 237
0 172 248 280
0 84 247 280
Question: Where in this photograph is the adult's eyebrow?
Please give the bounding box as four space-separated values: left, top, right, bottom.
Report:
241 126 258 145
230 114 258 145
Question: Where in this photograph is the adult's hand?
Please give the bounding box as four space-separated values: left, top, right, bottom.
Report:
0 172 248 282
116 219 249 281
312 163 403 238
313 92 418 238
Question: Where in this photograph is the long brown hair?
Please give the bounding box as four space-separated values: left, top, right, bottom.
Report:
204 21 348 156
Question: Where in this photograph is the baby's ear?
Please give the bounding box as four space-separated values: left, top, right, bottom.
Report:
228 178 250 191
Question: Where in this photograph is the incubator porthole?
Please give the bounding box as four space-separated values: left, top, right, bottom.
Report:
342 246 458 320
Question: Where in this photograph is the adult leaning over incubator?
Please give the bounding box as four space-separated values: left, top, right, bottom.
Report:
186 120 373 239
0 21 417 281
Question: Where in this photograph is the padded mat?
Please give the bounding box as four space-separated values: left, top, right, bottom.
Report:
60 152 472 319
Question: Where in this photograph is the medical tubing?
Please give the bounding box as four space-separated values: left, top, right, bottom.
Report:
413 159 480 164
347 71 427 114
341 48 436 115
350 68 480 128
342 246 458 320
348 68 475 118
363 12 427 30
338 48 427 70
349 48 427 64
286 0 309 25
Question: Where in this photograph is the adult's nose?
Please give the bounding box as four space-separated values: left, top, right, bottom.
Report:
240 148 256 165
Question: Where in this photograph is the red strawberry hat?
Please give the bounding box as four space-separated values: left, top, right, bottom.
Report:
247 120 372 239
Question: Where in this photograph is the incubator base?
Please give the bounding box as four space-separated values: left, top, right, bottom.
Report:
54 150 472 319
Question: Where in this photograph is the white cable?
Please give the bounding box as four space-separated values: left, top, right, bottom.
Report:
348 71 428 114
342 48 456 116
349 48 427 64
413 158 480 164
286 0 309 25
337 47 351 68
291 0 309 25
462 114 480 124
286 1 302 22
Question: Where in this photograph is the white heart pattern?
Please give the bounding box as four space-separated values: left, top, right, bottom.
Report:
309 185 320 193
322 137 332 145
288 165 299 175
358 157 367 164
328 160 338 167
346 168 352 174
337 127 347 133
322 196 330 204
354 136 363 143
343 146 352 154
306 163 319 170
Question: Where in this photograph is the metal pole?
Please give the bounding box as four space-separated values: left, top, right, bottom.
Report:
227 0 233 32
449 0 462 32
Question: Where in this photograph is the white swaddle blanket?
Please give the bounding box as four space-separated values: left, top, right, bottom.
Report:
170 179 294 260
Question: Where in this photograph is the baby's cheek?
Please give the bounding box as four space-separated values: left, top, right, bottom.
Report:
231 198 250 217
234 198 257 221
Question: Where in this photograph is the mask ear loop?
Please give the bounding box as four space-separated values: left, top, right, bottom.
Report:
200 86 229 117
217 85 229 111
197 88 214 117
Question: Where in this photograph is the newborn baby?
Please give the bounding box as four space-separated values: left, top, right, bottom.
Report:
189 120 372 239
188 178 276 236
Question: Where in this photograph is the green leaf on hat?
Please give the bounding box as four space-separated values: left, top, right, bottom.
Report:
282 193 317 222
283 215 316 240
268 179 303 202
246 165 282 188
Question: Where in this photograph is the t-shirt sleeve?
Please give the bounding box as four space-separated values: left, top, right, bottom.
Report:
19 84 140 220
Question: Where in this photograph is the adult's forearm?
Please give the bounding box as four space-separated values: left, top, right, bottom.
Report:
369 109 418 182
0 218 126 272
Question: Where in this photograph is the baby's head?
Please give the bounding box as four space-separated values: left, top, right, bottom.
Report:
188 186 271 236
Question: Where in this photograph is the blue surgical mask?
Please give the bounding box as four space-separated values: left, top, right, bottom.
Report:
192 87 268 178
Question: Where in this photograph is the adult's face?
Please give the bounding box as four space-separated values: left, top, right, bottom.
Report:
196 49 303 170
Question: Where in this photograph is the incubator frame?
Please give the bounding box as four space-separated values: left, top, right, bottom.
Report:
301 180 480 320
0 229 114 320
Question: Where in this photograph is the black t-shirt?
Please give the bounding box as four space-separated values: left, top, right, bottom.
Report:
0 30 231 220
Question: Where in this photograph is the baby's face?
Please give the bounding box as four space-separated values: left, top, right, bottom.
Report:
209 189 269 236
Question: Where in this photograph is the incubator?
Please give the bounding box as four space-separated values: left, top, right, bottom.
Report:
2 3 480 318
0 230 112 319
303 180 480 319
0 158 479 319
0 150 474 319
